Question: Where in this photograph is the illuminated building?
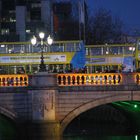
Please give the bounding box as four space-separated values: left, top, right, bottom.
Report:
0 0 87 42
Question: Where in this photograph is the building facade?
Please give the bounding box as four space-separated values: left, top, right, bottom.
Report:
0 0 87 42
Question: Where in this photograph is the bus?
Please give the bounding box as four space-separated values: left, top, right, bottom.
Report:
85 44 137 73
0 40 85 74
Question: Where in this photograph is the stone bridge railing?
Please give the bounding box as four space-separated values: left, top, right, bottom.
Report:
57 73 122 86
0 74 28 87
57 73 140 86
0 72 140 139
0 73 140 87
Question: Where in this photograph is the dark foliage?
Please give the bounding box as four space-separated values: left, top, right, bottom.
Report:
86 8 124 44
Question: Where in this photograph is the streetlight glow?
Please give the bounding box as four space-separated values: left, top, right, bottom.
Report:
129 47 135 51
31 36 37 45
31 32 53 72
135 135 138 140
134 104 138 108
39 32 45 39
47 35 53 45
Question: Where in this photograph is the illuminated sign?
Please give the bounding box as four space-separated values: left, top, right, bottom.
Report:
86 57 123 64
0 54 66 64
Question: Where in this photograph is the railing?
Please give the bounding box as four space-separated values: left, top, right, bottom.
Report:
135 73 140 84
0 74 28 87
0 73 140 87
57 73 122 86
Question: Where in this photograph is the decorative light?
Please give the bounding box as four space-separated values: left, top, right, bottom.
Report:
39 32 45 39
134 104 138 108
129 47 135 51
8 49 12 53
31 33 53 72
106 51 109 54
135 135 138 140
47 35 53 45
31 36 37 45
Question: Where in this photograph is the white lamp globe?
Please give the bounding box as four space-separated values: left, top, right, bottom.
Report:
31 36 37 45
47 35 53 45
39 32 45 39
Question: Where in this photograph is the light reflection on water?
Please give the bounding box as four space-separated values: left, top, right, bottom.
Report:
62 135 139 140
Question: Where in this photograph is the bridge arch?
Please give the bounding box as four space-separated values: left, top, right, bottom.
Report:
60 93 140 134
0 106 16 121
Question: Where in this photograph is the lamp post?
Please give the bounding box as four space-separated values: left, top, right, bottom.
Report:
31 32 53 72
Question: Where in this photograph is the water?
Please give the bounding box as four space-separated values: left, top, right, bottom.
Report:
63 135 139 140
0 115 17 140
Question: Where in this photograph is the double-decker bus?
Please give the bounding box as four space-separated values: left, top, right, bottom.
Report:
0 40 85 74
85 44 137 73
136 39 140 71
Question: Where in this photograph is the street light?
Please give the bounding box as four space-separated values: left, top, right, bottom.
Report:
129 46 135 52
31 32 53 72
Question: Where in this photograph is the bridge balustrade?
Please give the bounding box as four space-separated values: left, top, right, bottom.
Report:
0 73 140 87
0 74 28 87
136 73 140 84
57 73 122 86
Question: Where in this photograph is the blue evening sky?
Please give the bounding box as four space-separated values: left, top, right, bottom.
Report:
87 0 140 32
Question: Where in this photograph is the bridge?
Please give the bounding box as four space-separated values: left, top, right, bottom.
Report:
0 72 140 139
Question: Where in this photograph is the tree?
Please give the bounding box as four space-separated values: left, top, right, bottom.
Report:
86 8 124 44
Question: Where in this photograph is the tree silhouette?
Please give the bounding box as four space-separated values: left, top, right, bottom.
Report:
86 8 124 44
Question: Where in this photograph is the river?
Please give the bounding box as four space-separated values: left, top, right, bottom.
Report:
63 135 139 140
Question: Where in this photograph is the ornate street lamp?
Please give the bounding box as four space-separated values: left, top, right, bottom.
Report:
31 32 53 72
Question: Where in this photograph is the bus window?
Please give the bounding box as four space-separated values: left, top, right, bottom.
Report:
17 67 25 74
91 47 102 55
124 46 135 54
0 45 7 53
75 43 81 51
65 43 75 52
103 47 108 55
13 45 22 53
50 44 59 52
33 46 41 53
109 46 119 55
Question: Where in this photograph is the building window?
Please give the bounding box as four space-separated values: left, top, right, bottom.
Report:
26 29 31 33
1 29 10 35
10 18 16 22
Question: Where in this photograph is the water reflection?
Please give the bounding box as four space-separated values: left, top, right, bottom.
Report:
63 135 139 140
64 103 140 140
0 115 17 140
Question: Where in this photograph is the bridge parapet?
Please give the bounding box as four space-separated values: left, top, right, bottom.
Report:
0 74 28 87
28 72 57 87
57 73 122 86
0 72 140 139
57 73 140 86
0 73 140 87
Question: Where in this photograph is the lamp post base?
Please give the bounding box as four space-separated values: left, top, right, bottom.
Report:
39 64 47 72
39 54 47 72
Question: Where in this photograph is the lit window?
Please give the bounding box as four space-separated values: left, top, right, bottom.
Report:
1 45 5 48
31 3 41 8
1 29 9 35
26 30 31 33
10 18 16 22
